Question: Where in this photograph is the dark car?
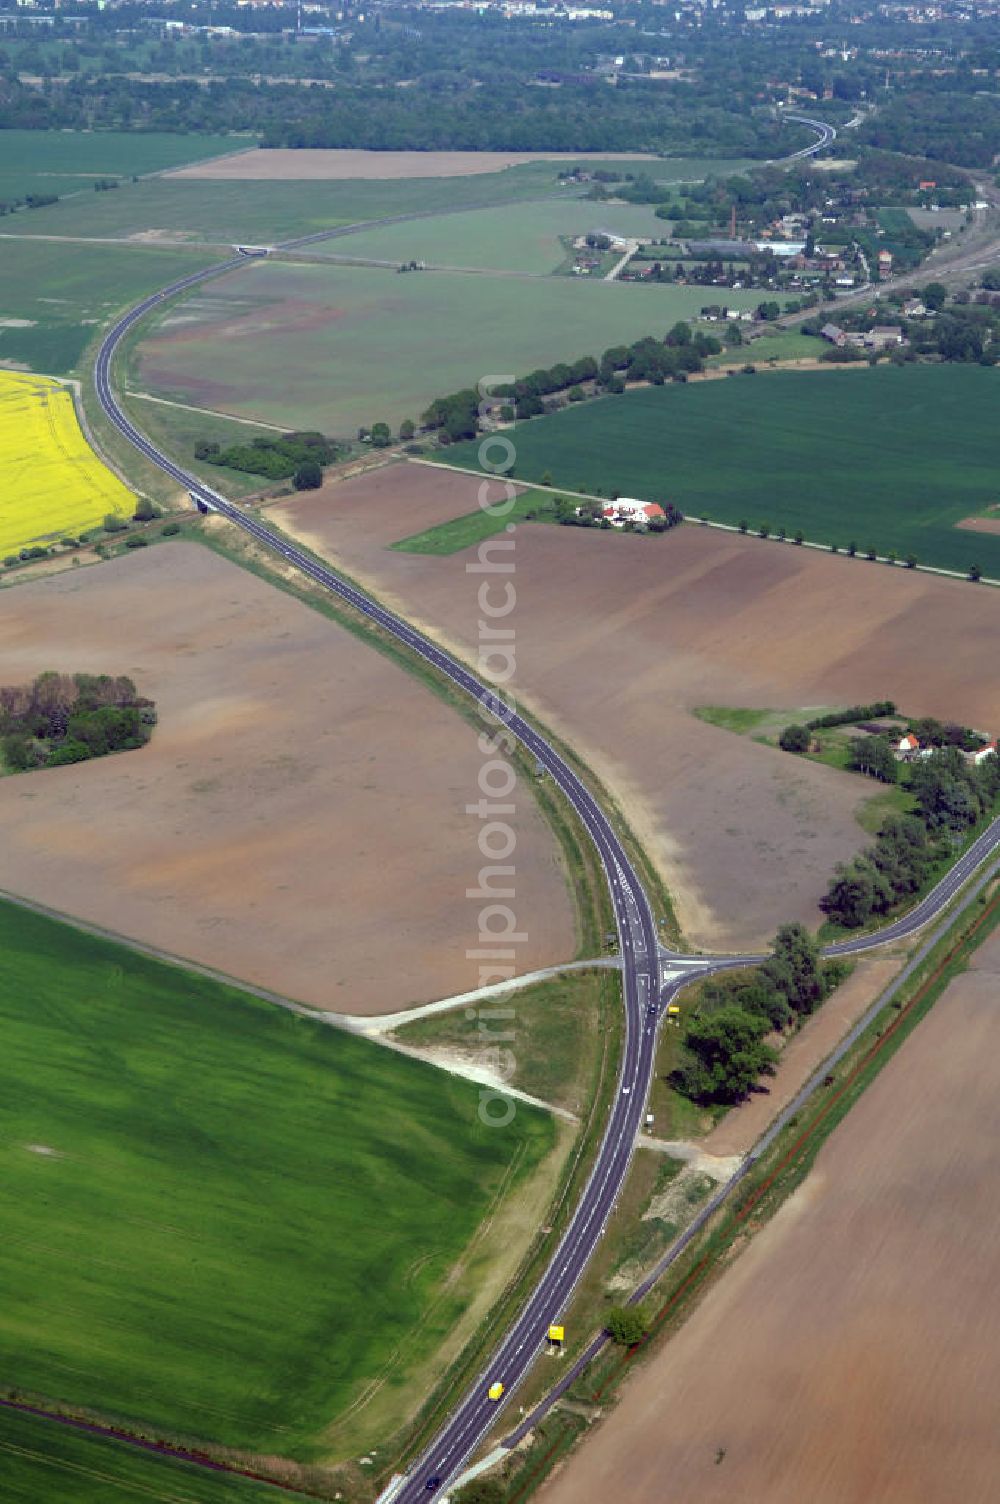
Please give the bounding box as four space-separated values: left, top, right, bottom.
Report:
425 1479 441 1493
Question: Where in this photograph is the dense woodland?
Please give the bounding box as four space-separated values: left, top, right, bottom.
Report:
0 672 156 772
1 2 999 164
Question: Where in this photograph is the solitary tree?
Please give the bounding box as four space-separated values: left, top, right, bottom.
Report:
399 418 415 442
779 724 810 753
606 1305 649 1346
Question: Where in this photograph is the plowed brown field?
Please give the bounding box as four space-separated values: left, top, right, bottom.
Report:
542 922 1000 1504
167 148 660 181
272 461 1000 949
0 543 575 1013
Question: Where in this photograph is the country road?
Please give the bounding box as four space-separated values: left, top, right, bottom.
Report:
85 113 1000 1500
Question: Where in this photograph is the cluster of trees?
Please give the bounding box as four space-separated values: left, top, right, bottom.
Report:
823 749 1000 928
805 700 897 731
195 431 337 488
420 325 721 442
780 701 899 755
812 287 1000 370
673 925 848 1106
849 735 899 783
0 672 155 772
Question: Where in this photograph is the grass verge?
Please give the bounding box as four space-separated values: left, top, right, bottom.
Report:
389 488 556 556
394 970 611 1117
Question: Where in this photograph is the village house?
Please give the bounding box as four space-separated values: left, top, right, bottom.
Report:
903 297 927 317
820 322 846 345
574 498 666 529
866 325 906 349
973 740 998 766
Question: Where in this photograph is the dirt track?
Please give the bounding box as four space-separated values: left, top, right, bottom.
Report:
541 923 1000 1504
0 543 575 1013
273 462 1000 950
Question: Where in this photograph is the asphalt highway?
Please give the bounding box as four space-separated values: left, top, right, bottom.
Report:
90 145 1000 1495
95 279 664 1502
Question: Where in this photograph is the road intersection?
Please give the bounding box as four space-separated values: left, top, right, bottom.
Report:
90 133 1000 1492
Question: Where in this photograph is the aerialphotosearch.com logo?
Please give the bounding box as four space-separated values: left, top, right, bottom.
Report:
465 375 523 1129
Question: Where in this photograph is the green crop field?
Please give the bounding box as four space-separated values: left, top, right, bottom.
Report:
0 161 575 247
0 1405 313 1503
0 130 239 206
0 153 751 248
308 200 694 275
0 900 555 1456
441 364 1000 577
134 260 773 435
0 238 221 374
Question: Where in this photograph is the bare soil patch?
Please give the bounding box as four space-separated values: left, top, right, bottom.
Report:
0 543 574 1014
167 148 659 181
542 925 1000 1504
271 463 1000 950
957 515 1000 535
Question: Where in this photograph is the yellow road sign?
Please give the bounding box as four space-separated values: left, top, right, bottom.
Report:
548 1325 565 1343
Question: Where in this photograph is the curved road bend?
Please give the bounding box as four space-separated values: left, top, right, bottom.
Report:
96 277 662 1500
92 155 1000 1495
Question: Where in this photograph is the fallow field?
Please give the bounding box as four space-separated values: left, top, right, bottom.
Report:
0 541 575 1012
272 461 1000 951
442 363 1000 578
542 917 1000 1504
133 260 770 436
166 147 738 182
0 899 557 1460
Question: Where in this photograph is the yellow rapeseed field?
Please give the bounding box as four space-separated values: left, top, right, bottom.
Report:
0 371 134 557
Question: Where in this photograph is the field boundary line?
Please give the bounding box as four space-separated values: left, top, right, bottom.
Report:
410 459 1000 587
125 389 294 432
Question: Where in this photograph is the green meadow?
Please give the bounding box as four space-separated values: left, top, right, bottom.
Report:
310 200 679 276
0 900 554 1456
0 130 238 206
0 238 221 374
441 364 1000 577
